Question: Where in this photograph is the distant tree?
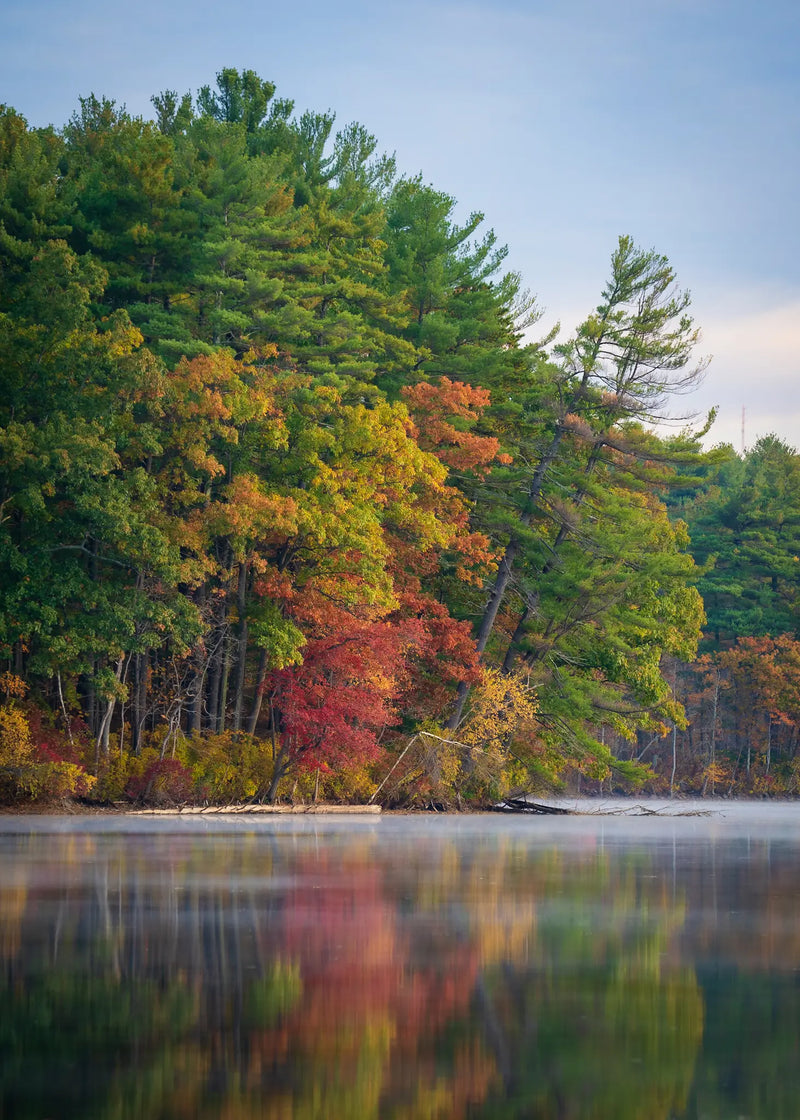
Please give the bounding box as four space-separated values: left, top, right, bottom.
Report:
684 435 800 646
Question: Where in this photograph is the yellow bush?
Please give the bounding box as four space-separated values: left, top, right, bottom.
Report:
94 752 139 802
180 732 274 804
0 705 35 766
290 761 379 804
41 761 97 799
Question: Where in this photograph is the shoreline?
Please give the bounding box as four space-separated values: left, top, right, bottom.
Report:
1 794 796 818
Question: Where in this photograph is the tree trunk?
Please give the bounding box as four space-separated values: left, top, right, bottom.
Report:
217 640 231 733
95 655 125 764
266 743 289 803
766 714 772 774
702 670 720 797
246 649 269 735
132 652 148 754
188 581 208 734
446 423 571 730
208 542 233 732
232 561 249 732
56 672 74 749
86 662 99 739
207 626 224 734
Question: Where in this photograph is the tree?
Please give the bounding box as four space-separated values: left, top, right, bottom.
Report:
61 97 190 341
165 115 298 361
197 68 280 136
380 175 535 397
0 106 71 298
267 113 413 388
685 436 800 646
446 237 708 777
0 240 199 751
264 610 420 801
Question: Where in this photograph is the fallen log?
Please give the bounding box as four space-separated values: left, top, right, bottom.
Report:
129 804 382 815
492 798 571 815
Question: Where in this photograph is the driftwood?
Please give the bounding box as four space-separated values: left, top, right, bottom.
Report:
582 803 713 817
129 804 382 815
492 798 571 815
494 799 714 817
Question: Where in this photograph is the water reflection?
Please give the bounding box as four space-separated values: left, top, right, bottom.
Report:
0 811 799 1117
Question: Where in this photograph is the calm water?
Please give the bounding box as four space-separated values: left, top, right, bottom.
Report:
1 802 800 1119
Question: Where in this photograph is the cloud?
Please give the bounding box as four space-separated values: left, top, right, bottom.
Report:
682 294 800 449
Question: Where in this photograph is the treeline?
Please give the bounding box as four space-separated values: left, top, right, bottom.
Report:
0 67 740 805
635 436 800 796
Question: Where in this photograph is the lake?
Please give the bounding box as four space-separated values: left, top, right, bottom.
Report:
1 801 799 1118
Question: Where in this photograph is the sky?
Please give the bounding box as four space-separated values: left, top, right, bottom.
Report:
3 0 799 450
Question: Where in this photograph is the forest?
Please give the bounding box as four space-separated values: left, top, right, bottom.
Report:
1 68 799 807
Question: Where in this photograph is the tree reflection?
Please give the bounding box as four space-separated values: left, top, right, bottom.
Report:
0 824 798 1117
468 853 704 1118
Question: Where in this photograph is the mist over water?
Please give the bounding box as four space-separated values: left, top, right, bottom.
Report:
2 803 799 1118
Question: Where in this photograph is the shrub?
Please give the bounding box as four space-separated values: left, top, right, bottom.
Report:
180 732 275 803
124 750 195 805
0 702 96 802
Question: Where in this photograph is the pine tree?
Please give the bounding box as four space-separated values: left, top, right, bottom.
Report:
446 238 709 774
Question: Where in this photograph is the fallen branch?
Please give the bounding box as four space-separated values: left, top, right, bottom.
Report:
369 731 470 805
582 802 714 817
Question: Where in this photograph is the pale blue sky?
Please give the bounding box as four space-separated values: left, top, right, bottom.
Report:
3 0 799 448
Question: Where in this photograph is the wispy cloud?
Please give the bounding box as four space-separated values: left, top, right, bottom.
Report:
692 295 800 449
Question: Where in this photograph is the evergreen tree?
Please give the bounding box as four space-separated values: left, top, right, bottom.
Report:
446 238 709 770
685 436 800 645
60 96 191 352
380 175 535 396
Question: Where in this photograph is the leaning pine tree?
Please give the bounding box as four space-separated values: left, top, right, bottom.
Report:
446 236 710 784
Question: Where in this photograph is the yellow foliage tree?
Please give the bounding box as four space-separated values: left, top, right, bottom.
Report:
456 668 539 800
0 703 39 798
